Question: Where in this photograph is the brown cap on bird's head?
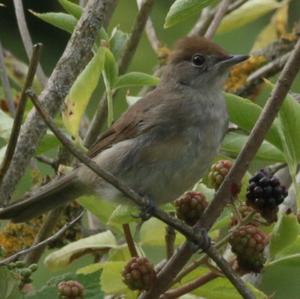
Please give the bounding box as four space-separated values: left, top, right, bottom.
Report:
169 36 229 64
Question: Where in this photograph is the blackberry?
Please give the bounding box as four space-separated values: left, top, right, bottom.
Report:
122 257 156 291
174 191 208 226
57 280 84 299
208 160 233 190
229 225 269 273
246 170 288 223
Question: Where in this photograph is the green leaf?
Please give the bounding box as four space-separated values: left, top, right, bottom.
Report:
58 0 82 19
269 213 299 259
62 47 105 137
276 236 300 257
0 268 21 299
103 47 118 88
114 72 160 90
78 195 117 224
37 132 59 154
107 205 139 230
217 0 281 33
30 11 77 33
44 230 117 271
222 132 285 163
0 110 13 140
225 93 283 150
260 254 300 299
109 27 129 59
164 0 219 28
26 271 104 299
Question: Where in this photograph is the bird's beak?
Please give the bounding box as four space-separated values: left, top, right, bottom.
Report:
217 55 249 69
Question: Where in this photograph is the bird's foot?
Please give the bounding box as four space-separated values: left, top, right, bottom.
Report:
188 227 211 252
131 196 156 221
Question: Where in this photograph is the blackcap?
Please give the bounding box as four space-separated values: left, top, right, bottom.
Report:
0 37 248 222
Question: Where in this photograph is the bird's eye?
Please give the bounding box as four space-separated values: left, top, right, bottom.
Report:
192 54 205 66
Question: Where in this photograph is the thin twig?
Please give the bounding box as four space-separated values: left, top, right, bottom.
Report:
137 0 161 55
84 0 156 147
123 223 139 257
165 224 176 260
161 271 219 299
0 211 84 266
0 0 114 203
0 41 16 116
24 208 63 264
202 38 300 231
205 0 232 39
0 44 42 191
13 0 47 86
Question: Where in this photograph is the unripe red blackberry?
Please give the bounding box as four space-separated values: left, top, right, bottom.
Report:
122 257 156 291
57 280 84 299
246 170 288 223
229 225 269 273
174 191 208 226
208 160 233 190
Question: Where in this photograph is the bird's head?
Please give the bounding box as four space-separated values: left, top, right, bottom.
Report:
165 36 248 89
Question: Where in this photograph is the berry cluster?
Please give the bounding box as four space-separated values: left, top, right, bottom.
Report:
230 205 263 227
174 191 208 226
229 225 269 273
122 257 156 291
57 280 84 299
246 170 288 222
8 261 38 287
208 160 233 190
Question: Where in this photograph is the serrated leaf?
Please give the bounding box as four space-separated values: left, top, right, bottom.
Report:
260 254 300 299
30 11 77 33
225 92 283 150
269 213 299 258
164 0 219 28
222 132 285 163
0 110 13 140
62 47 105 137
218 0 281 33
114 72 160 90
44 231 117 271
58 0 82 19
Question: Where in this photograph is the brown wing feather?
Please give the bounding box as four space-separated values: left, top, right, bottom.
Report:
88 88 162 157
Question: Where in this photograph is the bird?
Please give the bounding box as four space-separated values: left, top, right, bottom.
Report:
0 37 248 222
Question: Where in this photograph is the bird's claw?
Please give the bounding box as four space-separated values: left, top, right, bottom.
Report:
131 196 156 221
188 227 211 252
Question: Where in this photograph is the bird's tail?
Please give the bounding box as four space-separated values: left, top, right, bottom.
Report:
0 171 84 222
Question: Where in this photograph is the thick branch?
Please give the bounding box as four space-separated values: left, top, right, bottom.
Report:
13 0 47 86
0 0 114 203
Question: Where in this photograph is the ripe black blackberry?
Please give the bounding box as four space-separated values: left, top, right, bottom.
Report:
246 170 288 222
122 257 156 291
230 225 269 273
174 191 208 226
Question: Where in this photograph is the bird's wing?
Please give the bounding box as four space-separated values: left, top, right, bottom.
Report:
88 88 165 157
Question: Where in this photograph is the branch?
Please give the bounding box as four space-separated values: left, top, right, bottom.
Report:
0 44 42 195
0 41 16 116
24 208 63 264
13 0 47 86
165 224 176 260
123 223 139 257
84 0 156 147
0 211 84 266
161 271 219 299
0 0 114 203
205 0 232 39
202 38 300 230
